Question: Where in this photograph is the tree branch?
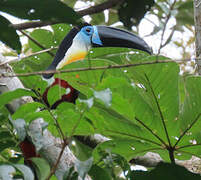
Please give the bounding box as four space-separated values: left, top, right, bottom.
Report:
78 0 124 16
0 47 58 66
0 59 187 78
157 0 177 56
11 0 125 30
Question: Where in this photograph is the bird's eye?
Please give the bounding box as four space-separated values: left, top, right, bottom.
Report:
86 28 91 33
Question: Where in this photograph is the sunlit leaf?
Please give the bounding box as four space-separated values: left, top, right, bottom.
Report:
31 157 50 180
0 88 35 109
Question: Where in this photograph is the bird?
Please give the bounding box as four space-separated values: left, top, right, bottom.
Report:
42 23 151 79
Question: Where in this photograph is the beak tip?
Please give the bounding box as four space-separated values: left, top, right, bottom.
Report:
145 45 153 55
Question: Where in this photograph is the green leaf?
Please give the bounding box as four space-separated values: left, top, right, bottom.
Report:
0 129 12 140
88 165 111 180
0 0 81 24
12 102 44 120
14 164 34 180
174 76 201 159
133 162 201 180
176 1 193 25
0 140 16 152
54 103 94 136
91 13 105 25
0 107 9 125
25 110 53 124
52 24 72 46
28 29 54 53
63 166 78 180
0 88 35 108
0 165 15 180
31 157 50 180
93 139 160 162
0 15 21 53
70 138 93 161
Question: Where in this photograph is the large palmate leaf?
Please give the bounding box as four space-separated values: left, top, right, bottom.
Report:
60 47 201 162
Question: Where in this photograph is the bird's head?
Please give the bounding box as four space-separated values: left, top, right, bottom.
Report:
43 23 151 79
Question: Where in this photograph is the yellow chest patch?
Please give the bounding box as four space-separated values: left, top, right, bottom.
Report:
65 51 87 65
57 51 87 69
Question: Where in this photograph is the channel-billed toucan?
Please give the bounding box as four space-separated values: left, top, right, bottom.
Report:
42 23 151 79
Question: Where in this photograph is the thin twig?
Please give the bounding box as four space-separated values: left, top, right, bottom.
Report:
174 113 201 149
157 0 177 56
0 59 192 78
19 30 55 57
0 47 58 66
144 74 172 148
135 117 168 147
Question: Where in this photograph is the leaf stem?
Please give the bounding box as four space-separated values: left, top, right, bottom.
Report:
173 113 201 149
144 74 172 148
177 143 201 150
168 147 175 164
175 150 201 159
106 130 162 147
135 117 168 147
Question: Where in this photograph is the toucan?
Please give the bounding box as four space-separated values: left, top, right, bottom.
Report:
42 23 151 79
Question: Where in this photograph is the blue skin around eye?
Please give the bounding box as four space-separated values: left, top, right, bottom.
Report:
78 26 103 46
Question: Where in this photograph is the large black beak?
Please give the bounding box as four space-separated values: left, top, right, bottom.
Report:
93 26 152 54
